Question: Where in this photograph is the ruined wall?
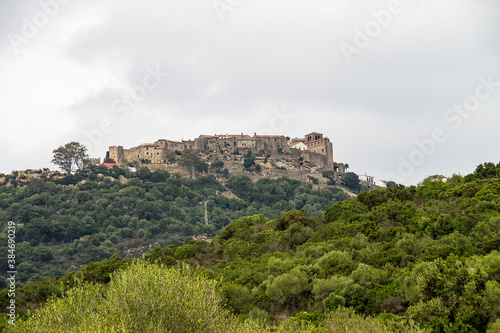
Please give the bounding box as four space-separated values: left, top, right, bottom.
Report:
183 140 195 149
123 147 140 163
302 137 334 169
109 146 124 164
334 163 346 173
255 136 289 154
289 149 331 170
111 132 332 167
325 140 334 169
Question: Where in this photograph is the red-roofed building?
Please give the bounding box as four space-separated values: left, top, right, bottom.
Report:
100 163 122 168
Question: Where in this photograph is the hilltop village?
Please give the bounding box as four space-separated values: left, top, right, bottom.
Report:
0 132 391 189
109 132 345 173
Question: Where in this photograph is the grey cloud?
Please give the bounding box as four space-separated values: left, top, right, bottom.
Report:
0 0 499 185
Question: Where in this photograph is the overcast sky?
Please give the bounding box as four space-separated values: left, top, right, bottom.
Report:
1 0 499 185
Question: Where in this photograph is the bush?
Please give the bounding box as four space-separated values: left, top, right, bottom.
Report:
324 293 345 311
13 262 259 332
308 176 319 185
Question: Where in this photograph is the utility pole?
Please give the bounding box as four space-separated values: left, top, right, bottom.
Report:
204 201 208 226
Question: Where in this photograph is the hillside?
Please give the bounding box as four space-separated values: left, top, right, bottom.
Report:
2 162 500 332
0 164 349 285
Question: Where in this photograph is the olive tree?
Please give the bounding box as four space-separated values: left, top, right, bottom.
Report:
52 142 89 173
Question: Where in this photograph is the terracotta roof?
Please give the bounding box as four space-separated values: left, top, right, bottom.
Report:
305 132 322 136
101 163 122 167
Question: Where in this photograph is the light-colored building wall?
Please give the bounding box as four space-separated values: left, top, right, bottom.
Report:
110 131 334 169
290 142 307 151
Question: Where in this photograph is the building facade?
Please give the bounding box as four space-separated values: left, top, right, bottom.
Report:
109 132 334 169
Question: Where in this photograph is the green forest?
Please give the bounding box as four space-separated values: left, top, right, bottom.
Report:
2 162 500 332
0 165 348 285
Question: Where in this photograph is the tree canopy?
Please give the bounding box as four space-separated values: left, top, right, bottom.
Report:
178 148 201 178
51 142 88 173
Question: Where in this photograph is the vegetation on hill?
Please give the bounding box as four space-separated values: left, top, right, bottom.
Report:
0 164 348 285
2 162 500 332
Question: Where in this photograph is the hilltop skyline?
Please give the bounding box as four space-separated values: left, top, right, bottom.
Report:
1 0 499 185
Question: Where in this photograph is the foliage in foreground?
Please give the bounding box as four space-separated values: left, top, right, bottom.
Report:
10 261 426 333
10 262 253 332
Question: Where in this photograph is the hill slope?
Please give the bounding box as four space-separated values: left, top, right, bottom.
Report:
2 162 500 332
0 165 348 285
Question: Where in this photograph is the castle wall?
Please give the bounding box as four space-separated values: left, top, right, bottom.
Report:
110 132 333 168
325 140 334 169
123 147 140 163
109 146 124 164
237 139 256 149
289 149 330 170
255 136 289 153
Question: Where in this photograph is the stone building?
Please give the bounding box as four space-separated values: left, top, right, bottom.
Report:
109 131 335 170
290 132 334 169
109 139 192 164
289 141 307 151
193 134 289 154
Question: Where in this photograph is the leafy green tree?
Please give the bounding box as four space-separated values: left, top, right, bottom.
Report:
32 247 53 262
322 170 335 179
243 149 256 170
386 181 396 188
103 151 115 163
12 262 259 332
405 258 491 332
179 148 201 178
342 172 361 192
195 161 209 174
162 148 176 163
308 176 319 184
265 268 309 306
51 142 89 173
211 159 224 173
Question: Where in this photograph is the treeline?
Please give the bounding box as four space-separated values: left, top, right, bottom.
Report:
0 165 348 284
2 162 500 332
